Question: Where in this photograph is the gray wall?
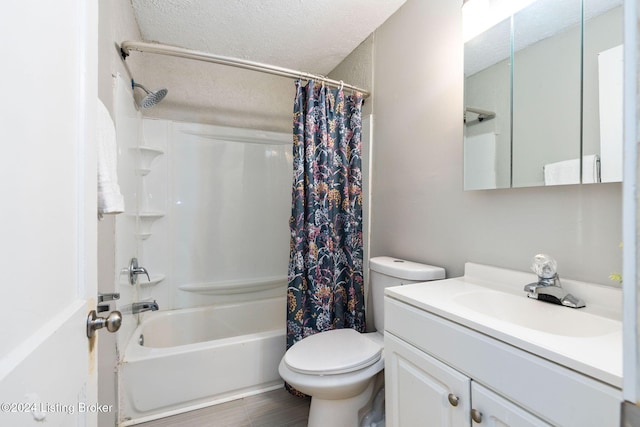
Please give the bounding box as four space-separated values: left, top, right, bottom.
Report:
329 35 375 118
368 0 622 285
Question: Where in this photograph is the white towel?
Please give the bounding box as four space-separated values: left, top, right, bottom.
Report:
543 154 600 185
97 98 125 215
544 158 579 185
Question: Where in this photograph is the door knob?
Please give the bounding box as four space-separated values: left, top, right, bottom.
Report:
86 310 122 338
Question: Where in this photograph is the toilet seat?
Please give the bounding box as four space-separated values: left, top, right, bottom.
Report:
284 329 382 375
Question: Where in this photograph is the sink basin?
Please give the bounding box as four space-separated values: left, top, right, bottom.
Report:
385 263 623 389
453 290 619 338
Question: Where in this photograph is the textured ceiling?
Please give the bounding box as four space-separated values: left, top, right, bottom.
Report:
130 0 406 75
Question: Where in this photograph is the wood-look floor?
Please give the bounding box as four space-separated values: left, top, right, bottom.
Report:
136 388 310 427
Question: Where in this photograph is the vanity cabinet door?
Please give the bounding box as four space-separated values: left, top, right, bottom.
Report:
385 333 471 427
471 383 552 427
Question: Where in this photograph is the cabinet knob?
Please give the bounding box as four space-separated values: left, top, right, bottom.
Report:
447 393 459 407
471 408 483 423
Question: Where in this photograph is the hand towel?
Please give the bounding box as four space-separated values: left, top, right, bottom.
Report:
97 98 125 214
543 158 580 185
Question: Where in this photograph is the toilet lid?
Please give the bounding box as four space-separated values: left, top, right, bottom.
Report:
284 329 382 375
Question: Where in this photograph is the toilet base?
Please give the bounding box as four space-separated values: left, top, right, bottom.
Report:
307 380 375 427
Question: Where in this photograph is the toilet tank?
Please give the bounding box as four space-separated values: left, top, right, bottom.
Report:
369 256 445 332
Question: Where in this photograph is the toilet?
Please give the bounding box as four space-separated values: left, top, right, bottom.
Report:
278 256 445 427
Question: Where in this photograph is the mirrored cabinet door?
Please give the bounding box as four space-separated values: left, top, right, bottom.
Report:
511 0 582 188
463 0 623 190
583 0 623 183
464 18 511 191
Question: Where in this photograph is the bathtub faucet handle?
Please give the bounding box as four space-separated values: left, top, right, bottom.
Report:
129 257 151 285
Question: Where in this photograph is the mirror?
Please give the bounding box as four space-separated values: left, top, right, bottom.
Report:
512 0 582 187
583 0 624 183
463 0 623 190
464 17 511 190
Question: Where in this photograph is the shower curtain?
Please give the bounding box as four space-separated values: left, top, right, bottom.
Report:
286 79 366 353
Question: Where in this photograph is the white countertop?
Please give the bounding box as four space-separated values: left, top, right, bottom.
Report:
385 263 623 389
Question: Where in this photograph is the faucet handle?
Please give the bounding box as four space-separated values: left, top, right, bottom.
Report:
129 258 151 285
531 254 557 279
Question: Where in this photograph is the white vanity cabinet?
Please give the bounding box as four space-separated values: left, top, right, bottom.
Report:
385 333 550 426
384 287 622 427
385 333 470 426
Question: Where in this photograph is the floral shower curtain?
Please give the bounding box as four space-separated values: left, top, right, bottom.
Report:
286 79 366 352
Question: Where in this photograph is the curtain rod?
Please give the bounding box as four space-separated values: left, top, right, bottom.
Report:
120 41 370 98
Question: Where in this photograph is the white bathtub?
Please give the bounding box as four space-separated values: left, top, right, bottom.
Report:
119 297 286 425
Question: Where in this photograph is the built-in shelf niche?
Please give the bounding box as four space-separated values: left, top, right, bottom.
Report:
133 211 165 240
131 146 164 176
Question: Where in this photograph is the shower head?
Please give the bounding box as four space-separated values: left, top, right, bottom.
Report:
132 80 168 109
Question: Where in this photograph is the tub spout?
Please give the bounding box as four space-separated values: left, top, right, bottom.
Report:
132 300 159 314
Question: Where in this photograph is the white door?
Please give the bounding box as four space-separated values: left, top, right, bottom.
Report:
385 334 471 426
0 1 99 426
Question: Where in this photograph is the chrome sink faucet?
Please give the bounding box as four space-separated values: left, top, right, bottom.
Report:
524 254 585 309
132 300 159 314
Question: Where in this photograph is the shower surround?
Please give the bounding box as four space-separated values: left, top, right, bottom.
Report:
134 118 292 310
116 111 293 423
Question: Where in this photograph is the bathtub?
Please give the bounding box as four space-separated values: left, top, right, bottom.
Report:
119 296 286 425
